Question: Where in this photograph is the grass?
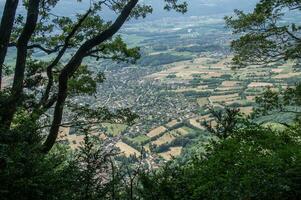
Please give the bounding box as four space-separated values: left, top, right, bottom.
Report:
159 147 182 160
102 123 128 136
115 141 141 157
132 135 150 144
147 126 167 138
152 133 175 146
197 97 209 106
181 126 196 133
262 122 287 132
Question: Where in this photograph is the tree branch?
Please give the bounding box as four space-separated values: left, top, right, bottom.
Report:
42 0 139 153
39 9 92 109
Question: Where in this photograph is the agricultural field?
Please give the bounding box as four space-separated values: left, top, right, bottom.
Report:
147 126 167 138
101 123 128 136
115 141 141 157
54 15 301 165
159 147 183 160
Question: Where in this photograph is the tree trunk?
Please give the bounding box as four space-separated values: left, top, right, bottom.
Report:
0 0 19 89
42 0 139 153
1 0 40 128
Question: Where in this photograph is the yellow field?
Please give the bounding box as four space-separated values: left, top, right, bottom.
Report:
197 97 210 106
271 68 284 73
274 72 301 79
189 118 206 130
147 126 167 138
145 56 231 81
165 119 179 128
57 127 84 149
116 141 141 157
143 144 151 153
57 126 108 149
239 106 253 115
221 81 240 87
209 93 240 103
67 134 85 150
159 147 182 160
215 86 241 92
176 85 209 93
248 82 273 88
152 133 175 146
175 127 189 135
246 96 256 101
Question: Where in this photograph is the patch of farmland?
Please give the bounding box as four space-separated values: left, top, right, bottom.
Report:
221 81 240 87
143 144 151 153
225 99 252 106
192 56 213 64
195 114 213 122
239 106 253 115
215 86 241 92
248 82 274 88
147 126 167 138
202 72 225 79
197 97 209 106
115 141 141 157
209 93 240 103
67 134 85 150
165 119 180 128
132 135 150 144
58 127 106 149
146 57 231 81
58 127 70 139
271 68 284 73
244 71 270 78
274 72 301 79
159 147 183 161
176 86 208 93
152 133 175 146
262 122 287 132
246 96 256 101
210 57 232 68
181 126 197 133
189 118 206 130
102 123 127 136
175 127 189 135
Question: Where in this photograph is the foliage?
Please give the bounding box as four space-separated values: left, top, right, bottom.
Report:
252 83 301 125
0 0 188 153
0 124 76 200
0 125 132 200
225 0 301 66
203 106 243 139
139 124 301 200
0 0 187 199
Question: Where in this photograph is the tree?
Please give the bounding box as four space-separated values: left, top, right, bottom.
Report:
225 0 301 66
0 0 187 153
139 123 301 200
202 106 242 139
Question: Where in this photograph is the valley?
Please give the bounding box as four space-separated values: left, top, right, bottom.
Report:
55 15 301 164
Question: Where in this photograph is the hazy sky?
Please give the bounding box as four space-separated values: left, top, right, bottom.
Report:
0 0 259 20
149 0 258 19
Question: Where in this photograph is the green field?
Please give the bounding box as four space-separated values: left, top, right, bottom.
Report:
102 123 128 136
131 135 150 144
